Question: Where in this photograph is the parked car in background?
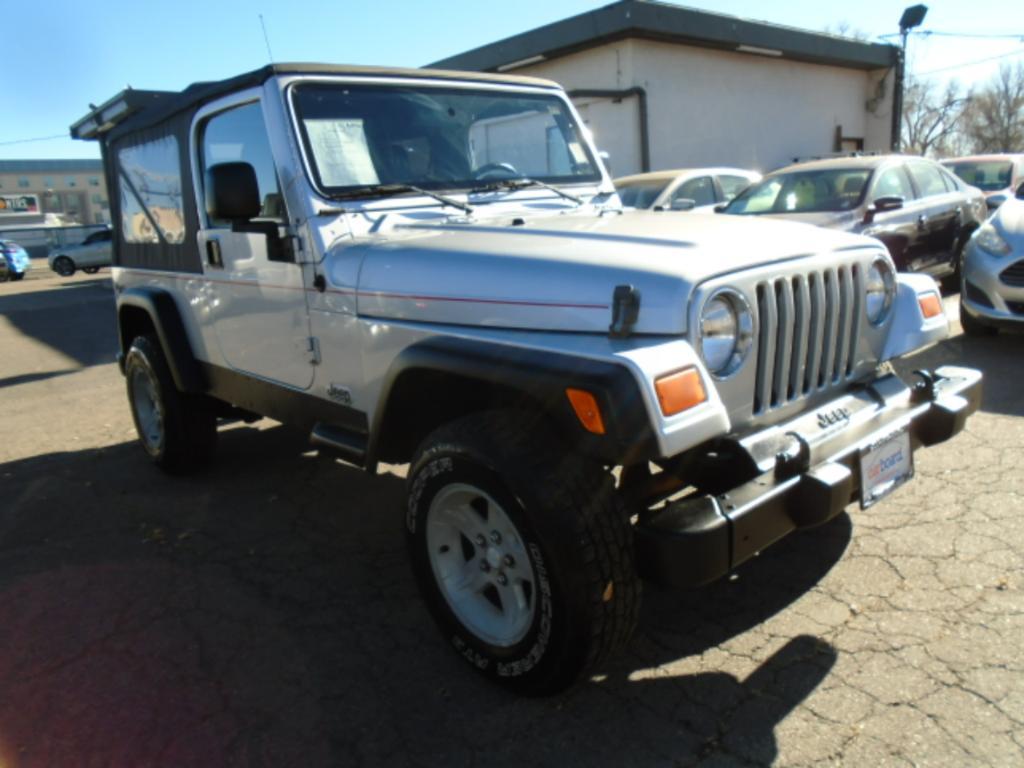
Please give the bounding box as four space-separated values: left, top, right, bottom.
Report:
959 182 1024 335
615 167 760 211
48 228 113 277
0 238 31 282
722 155 987 281
942 154 1024 212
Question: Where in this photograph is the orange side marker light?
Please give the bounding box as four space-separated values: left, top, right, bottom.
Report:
918 293 943 319
566 388 606 434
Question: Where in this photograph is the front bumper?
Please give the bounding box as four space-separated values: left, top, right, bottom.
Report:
635 365 982 588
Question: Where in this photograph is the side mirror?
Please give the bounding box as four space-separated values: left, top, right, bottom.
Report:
863 195 904 224
986 194 1006 211
206 162 292 262
207 162 260 222
1016 181 1024 200
670 198 696 211
713 204 727 213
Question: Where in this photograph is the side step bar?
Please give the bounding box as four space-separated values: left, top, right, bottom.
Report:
310 422 367 468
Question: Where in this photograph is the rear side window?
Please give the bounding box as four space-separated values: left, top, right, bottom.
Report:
718 174 754 201
907 163 948 198
118 136 186 244
872 166 914 201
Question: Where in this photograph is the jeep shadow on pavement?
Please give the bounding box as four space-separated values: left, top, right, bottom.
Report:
70 63 981 695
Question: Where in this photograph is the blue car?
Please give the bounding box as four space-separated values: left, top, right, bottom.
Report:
0 239 31 282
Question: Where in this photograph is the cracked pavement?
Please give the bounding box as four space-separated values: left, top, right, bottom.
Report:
0 268 1022 766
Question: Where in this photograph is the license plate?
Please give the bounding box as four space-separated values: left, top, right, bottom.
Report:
859 425 914 508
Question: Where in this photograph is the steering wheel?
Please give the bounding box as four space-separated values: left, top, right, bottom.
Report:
473 162 519 180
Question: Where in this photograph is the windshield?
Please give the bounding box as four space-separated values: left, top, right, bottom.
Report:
945 161 1013 192
290 83 600 195
616 182 668 208
725 168 872 214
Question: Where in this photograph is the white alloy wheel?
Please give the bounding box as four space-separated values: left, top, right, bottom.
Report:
129 363 165 454
426 483 537 647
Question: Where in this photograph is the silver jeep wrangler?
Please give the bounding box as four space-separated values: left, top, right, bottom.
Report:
72 64 981 695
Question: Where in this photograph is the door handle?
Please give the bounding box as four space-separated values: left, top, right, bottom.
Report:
916 214 928 231
206 238 223 268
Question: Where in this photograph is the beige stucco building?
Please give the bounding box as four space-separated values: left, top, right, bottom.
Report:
0 159 110 227
432 0 901 177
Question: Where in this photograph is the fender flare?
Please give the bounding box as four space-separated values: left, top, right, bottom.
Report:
367 336 658 467
117 286 205 393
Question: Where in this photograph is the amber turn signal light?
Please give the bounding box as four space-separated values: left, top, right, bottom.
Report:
918 293 943 319
566 388 606 434
655 368 707 417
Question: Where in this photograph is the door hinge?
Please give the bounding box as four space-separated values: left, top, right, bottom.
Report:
307 337 321 365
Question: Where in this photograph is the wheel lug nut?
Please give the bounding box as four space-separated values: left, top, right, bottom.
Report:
503 555 515 568
490 531 502 545
475 534 486 547
480 560 490 572
497 572 508 585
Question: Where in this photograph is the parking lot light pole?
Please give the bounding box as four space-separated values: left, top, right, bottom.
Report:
893 4 928 151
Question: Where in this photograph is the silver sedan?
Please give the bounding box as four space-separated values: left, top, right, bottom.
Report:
960 183 1024 335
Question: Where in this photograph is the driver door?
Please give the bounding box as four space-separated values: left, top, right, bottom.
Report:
194 95 315 390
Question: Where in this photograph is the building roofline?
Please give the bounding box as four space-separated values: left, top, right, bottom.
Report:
429 0 899 73
0 159 104 172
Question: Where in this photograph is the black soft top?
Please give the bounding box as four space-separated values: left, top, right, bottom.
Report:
71 62 561 142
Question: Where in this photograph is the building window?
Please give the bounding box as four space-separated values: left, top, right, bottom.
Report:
43 177 54 188
88 177 100 187
18 178 30 188
91 193 103 204
66 177 77 187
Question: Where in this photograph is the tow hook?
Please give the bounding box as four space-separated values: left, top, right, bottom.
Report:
911 369 946 403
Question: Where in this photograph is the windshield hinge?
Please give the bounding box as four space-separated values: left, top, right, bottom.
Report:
307 337 321 365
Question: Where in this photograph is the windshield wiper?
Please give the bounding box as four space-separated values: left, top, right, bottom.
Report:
328 184 473 214
470 178 584 205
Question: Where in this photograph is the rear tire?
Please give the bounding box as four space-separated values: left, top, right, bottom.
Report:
10 273 24 281
53 256 75 277
124 335 217 472
406 410 640 695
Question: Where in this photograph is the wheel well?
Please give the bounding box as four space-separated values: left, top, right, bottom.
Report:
118 305 157 357
373 370 558 465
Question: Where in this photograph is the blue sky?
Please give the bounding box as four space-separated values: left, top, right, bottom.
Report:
3 0 1022 160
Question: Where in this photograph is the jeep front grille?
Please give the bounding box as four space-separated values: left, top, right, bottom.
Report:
753 264 862 414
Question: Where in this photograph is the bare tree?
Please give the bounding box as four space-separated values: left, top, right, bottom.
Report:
963 63 1024 153
823 21 871 42
901 77 971 156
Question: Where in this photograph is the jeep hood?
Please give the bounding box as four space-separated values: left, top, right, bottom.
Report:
339 210 877 335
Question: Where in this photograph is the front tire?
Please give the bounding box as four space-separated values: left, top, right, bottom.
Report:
124 335 217 472
407 411 640 695
53 256 75 277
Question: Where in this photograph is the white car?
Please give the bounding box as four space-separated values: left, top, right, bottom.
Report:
72 64 980 696
959 182 1024 335
48 228 113 276
614 167 760 211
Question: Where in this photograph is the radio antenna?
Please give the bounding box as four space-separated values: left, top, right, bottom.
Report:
259 14 275 62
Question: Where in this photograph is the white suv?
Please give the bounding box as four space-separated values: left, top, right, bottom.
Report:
72 64 982 695
48 228 113 276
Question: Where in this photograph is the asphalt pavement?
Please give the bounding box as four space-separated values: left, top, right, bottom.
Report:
1 264 1022 767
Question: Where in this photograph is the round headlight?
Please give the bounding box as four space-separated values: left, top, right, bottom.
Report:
865 259 895 325
700 289 753 377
